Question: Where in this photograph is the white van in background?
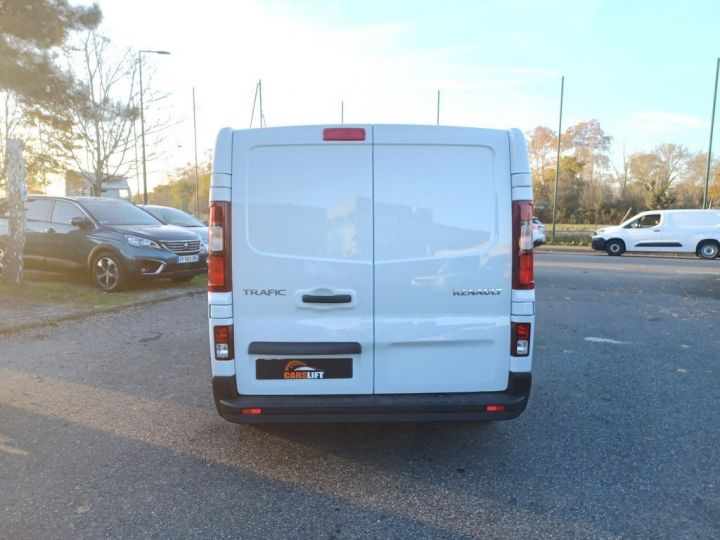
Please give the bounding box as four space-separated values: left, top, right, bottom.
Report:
207 125 535 423
591 209 720 259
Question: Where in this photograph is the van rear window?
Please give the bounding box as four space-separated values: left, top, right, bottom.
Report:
374 145 497 261
246 145 372 262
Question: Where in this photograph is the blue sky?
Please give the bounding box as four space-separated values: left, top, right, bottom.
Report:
92 0 720 189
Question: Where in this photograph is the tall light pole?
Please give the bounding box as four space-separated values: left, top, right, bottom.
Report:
192 87 200 217
138 49 170 205
551 76 565 243
704 58 719 209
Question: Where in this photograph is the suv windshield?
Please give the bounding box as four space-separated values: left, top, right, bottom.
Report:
147 206 203 227
82 199 162 226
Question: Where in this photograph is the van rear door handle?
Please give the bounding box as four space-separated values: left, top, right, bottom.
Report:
302 294 352 304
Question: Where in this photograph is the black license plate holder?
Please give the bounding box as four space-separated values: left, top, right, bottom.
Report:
256 358 353 380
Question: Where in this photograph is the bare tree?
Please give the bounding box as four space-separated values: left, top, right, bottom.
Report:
629 144 689 209
62 32 168 196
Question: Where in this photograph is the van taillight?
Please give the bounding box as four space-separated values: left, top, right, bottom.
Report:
213 324 234 360
208 202 231 293
512 201 534 290
511 322 531 357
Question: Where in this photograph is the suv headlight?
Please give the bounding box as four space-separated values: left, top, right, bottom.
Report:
125 235 161 249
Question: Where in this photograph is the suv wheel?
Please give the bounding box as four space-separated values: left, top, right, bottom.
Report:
92 252 126 291
697 240 719 260
605 239 625 256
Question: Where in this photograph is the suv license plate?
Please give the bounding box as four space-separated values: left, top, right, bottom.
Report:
177 254 199 264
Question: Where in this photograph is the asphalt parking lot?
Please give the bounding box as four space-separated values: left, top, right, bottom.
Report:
1 253 718 539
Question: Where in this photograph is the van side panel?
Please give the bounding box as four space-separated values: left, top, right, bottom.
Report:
230 126 375 395
373 126 512 394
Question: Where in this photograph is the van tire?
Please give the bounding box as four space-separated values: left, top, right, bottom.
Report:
697 240 719 260
605 239 625 256
91 251 127 292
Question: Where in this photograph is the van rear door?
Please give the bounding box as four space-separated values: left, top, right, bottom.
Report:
372 126 512 394
232 126 374 395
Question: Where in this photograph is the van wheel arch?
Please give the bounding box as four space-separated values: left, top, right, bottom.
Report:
605 239 625 256
696 240 719 260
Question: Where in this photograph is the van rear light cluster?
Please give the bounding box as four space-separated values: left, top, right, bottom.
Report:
511 322 531 357
512 201 534 289
208 202 231 292
214 325 234 360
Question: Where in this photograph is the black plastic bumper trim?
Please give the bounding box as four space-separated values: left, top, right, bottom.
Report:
635 242 682 248
248 341 361 355
211 372 532 423
591 238 606 251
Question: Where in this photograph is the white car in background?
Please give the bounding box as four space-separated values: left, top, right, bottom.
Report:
591 209 720 258
533 217 547 246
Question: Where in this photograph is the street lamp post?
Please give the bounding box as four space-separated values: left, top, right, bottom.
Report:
704 58 719 209
138 49 170 205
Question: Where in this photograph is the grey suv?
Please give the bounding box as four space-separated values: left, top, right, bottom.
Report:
0 196 207 291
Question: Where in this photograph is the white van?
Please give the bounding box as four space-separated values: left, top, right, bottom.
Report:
591 209 720 259
207 125 535 423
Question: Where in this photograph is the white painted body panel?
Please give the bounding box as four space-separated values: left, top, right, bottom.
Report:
373 126 511 393
209 124 535 396
231 126 374 395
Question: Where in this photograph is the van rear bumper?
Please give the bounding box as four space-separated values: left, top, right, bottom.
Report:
211 372 531 423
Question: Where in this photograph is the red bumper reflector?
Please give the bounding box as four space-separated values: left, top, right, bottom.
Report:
323 128 366 141
486 405 506 412
242 408 263 415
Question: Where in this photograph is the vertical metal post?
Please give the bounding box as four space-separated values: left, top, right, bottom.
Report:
341 101 344 124
704 58 719 209
137 49 170 204
551 76 565 243
138 52 148 205
132 119 140 203
193 87 200 218
436 90 440 125
258 79 265 127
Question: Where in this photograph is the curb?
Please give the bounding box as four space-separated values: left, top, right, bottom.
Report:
535 245 703 260
0 288 205 336
535 245 592 254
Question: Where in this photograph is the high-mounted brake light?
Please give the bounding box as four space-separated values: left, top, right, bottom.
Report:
486 405 506 412
323 128 366 141
208 202 231 293
213 324 234 360
511 322 531 357
512 201 534 290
